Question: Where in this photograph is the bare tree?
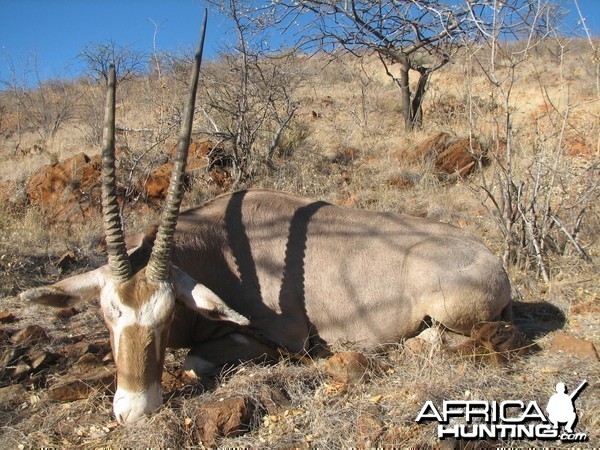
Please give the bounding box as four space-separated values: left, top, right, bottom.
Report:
272 0 552 130
465 2 598 281
79 40 146 82
1 53 78 143
201 0 300 182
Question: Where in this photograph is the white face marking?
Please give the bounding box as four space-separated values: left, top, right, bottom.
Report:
113 382 162 424
101 281 174 361
99 280 175 424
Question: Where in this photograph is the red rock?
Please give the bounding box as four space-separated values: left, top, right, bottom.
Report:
410 132 485 180
144 139 215 202
56 251 77 270
26 152 102 223
28 350 59 370
192 396 256 445
434 138 482 178
145 162 173 201
72 353 103 371
323 351 370 384
411 131 454 159
11 360 32 378
550 332 599 361
403 336 431 355
0 384 26 406
356 413 384 448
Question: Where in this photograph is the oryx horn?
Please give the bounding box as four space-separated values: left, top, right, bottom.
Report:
101 64 132 283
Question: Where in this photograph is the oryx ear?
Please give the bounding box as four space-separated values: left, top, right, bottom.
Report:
171 266 250 326
20 267 108 308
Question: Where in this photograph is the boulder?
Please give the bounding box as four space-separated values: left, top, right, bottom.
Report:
411 131 455 160
434 138 482 178
456 321 529 364
63 341 100 360
26 152 102 223
28 349 59 370
55 307 79 319
0 384 26 407
410 132 486 180
144 139 222 202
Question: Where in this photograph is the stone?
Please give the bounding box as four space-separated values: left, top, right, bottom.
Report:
434 138 482 178
63 341 100 359
1 347 25 372
410 132 485 180
356 413 384 448
11 324 49 345
323 351 370 384
0 312 17 323
0 384 26 406
256 385 291 415
412 131 455 160
47 365 116 402
192 396 256 445
56 251 77 270
325 146 360 165
550 332 599 361
11 360 32 378
29 350 59 370
403 336 431 355
456 321 529 364
144 139 218 202
55 307 79 319
145 162 173 201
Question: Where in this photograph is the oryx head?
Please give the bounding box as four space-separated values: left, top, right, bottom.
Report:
20 13 248 424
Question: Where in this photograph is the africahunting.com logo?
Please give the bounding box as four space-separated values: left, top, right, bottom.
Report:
415 380 588 442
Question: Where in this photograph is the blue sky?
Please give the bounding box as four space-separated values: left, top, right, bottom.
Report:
1 0 227 83
1 0 599 85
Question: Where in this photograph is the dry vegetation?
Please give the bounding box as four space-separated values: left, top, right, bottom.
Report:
0 37 599 448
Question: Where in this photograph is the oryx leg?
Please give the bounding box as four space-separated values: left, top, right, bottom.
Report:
183 331 280 377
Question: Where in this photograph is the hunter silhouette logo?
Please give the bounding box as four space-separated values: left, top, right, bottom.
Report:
546 380 587 434
416 379 588 442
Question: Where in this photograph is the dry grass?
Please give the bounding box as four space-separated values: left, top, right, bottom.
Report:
1 39 599 448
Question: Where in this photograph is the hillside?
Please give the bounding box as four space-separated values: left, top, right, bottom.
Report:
0 39 598 448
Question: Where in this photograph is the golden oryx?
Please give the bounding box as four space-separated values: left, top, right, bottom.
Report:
20 16 512 425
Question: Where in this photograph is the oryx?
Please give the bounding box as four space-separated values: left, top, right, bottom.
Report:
20 14 512 425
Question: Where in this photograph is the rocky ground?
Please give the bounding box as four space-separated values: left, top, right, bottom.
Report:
1 290 598 447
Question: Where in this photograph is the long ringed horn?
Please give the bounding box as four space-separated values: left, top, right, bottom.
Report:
146 11 208 283
101 64 132 283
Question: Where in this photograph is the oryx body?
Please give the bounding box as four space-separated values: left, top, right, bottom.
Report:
157 188 512 355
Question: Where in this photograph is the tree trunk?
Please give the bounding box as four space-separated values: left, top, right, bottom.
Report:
398 62 413 131
411 68 429 130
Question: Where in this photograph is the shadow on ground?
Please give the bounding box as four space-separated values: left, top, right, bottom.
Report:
512 300 566 340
